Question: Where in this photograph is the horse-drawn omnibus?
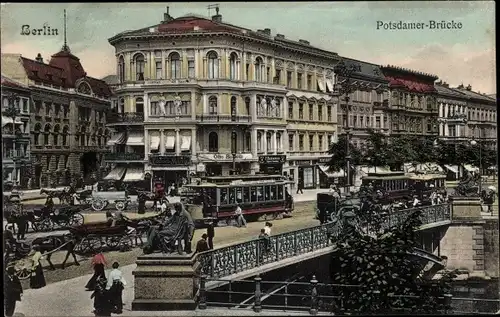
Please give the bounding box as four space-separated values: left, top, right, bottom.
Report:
183 176 294 227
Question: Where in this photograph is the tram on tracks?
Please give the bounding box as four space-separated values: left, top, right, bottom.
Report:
182 174 295 227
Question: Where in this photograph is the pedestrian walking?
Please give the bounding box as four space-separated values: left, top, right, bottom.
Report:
207 219 215 250
29 245 46 289
106 261 126 314
234 204 247 228
86 250 107 291
264 222 273 236
15 207 28 240
91 276 112 316
4 265 23 317
258 229 270 261
195 234 210 253
296 179 304 194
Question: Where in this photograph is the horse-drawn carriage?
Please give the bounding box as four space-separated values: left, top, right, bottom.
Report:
40 187 74 205
90 190 132 212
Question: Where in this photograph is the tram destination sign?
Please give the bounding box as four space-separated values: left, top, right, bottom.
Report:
149 154 191 166
259 155 286 164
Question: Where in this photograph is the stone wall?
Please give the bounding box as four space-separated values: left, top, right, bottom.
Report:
483 219 499 278
439 222 485 272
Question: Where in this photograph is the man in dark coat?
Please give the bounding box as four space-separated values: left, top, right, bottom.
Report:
195 234 210 253
4 265 23 317
206 219 215 250
91 276 112 316
15 206 28 240
177 203 195 253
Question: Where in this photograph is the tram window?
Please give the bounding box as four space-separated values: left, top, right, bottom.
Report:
220 188 228 205
277 185 284 200
243 187 250 203
270 185 277 200
251 187 257 201
229 188 236 204
264 186 271 200
235 187 243 204
257 186 264 201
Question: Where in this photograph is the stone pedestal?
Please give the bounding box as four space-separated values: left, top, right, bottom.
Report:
132 253 200 311
450 196 482 219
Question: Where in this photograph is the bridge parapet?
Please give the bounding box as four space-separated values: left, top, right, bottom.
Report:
198 203 452 279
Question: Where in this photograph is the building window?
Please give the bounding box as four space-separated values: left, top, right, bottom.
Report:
208 132 218 152
376 116 381 128
169 52 181 79
288 134 294 151
307 75 312 90
299 103 304 119
245 97 250 114
245 63 250 80
297 73 303 89
33 123 41 145
134 54 145 81
266 132 272 152
287 71 292 88
44 124 51 145
231 96 237 118
309 135 314 151
207 51 219 79
230 53 238 80
266 67 270 83
245 132 251 152
53 125 60 145
360 116 364 128
367 116 371 128
118 56 125 83
299 135 304 151
62 126 69 146
353 115 358 127
309 104 313 120
231 131 238 153
155 61 162 79
276 132 282 152
255 57 263 82
318 135 323 151
274 69 281 84
135 98 144 113
257 132 262 152
45 102 51 116
63 105 69 118
288 102 293 119
209 96 218 114
327 105 332 121
318 105 323 121
188 60 195 78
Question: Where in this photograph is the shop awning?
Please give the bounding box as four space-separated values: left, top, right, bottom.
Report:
150 135 160 150
317 79 325 92
181 135 192 151
165 136 175 149
107 132 126 146
123 167 145 182
103 167 126 180
319 165 345 178
444 165 459 174
126 132 144 146
325 79 334 93
463 164 479 173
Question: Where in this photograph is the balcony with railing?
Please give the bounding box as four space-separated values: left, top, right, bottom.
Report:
149 154 192 166
103 152 145 162
3 149 30 161
196 114 251 123
107 112 145 124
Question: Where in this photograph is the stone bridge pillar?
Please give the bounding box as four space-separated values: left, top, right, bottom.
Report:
439 196 485 276
132 253 200 311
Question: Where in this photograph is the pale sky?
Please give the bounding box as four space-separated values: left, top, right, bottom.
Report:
1 1 496 94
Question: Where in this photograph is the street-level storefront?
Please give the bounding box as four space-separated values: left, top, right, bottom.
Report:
198 153 255 176
317 157 346 189
148 155 193 189
258 155 286 175
291 160 318 189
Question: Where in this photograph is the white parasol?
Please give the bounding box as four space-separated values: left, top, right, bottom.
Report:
487 185 496 192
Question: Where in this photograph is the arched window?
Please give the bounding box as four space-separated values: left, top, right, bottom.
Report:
276 132 282 152
97 129 103 146
266 97 272 116
53 124 60 146
118 98 125 113
44 124 51 145
169 52 181 79
229 52 238 80
135 97 144 113
209 96 218 115
245 97 250 115
118 56 125 83
231 131 238 153
207 51 219 79
134 54 145 81
34 123 42 146
275 98 281 117
230 96 237 119
257 132 262 152
208 132 218 152
80 126 86 147
245 132 251 152
266 132 272 152
255 57 263 82
62 126 69 146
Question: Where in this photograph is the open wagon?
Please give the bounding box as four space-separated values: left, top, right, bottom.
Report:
69 222 132 254
90 191 131 212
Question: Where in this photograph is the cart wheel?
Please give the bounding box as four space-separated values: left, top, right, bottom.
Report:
73 238 88 254
106 236 121 249
69 213 84 227
38 218 53 232
115 201 126 211
14 259 32 280
92 199 106 211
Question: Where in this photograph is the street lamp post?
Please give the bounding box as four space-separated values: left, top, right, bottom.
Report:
333 60 360 194
470 138 482 194
231 130 237 174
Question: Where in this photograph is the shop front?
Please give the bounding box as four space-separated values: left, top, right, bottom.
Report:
296 160 317 189
258 155 286 175
149 155 192 189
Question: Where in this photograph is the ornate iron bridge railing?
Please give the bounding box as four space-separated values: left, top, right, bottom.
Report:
197 204 451 279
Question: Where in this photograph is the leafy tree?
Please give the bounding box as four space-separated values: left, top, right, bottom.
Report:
327 135 365 182
385 135 419 170
327 211 456 314
364 129 391 168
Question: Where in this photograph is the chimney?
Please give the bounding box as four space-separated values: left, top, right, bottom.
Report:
276 34 285 39
212 7 222 23
466 84 472 91
163 6 173 23
457 83 464 89
35 53 43 63
264 28 271 36
299 39 310 45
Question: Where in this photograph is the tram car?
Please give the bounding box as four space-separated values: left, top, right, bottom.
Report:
182 175 294 227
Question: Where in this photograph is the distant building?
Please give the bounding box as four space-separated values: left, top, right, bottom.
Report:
1 46 112 188
435 81 469 143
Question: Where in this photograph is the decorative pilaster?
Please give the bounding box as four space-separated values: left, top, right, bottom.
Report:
251 128 258 157
272 131 277 154
191 128 197 156
160 129 165 154
175 129 181 156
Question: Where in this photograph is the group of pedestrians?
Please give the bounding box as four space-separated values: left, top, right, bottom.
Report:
85 251 126 316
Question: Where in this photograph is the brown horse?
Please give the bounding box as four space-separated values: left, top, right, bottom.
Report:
31 234 80 270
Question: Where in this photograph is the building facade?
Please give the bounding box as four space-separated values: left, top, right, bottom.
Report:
1 75 32 188
1 47 111 188
106 11 340 189
380 66 439 137
435 81 469 142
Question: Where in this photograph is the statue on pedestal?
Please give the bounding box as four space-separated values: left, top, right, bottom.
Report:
158 94 167 116
259 97 267 116
454 170 480 197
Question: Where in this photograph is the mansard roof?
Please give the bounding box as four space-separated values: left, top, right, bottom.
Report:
453 87 496 105
435 83 468 100
1 74 29 91
381 65 437 93
338 57 389 84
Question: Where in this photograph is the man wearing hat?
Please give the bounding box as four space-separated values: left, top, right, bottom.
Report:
4 264 23 317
